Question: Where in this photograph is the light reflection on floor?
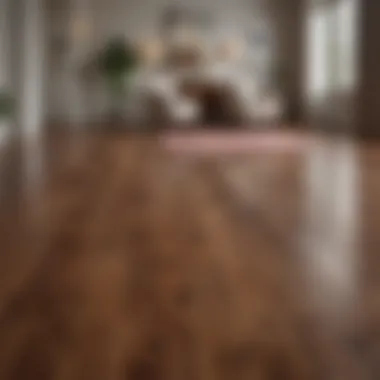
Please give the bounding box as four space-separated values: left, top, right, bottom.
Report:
301 137 360 330
21 134 45 197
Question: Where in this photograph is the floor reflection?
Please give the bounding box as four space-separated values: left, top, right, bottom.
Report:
20 134 47 228
301 137 360 329
21 134 45 197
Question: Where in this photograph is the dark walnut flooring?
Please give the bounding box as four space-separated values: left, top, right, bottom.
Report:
0 130 378 380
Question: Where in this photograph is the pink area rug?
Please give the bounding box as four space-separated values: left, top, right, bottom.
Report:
160 130 312 155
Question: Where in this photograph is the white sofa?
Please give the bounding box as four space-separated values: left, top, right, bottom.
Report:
128 57 284 127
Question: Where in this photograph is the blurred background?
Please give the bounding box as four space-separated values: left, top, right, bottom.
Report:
0 0 364 135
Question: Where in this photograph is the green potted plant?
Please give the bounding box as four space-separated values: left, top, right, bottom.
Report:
96 37 139 120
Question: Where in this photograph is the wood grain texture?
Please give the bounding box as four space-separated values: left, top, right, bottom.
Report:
0 130 376 380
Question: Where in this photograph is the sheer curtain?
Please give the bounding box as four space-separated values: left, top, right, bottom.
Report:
336 0 358 92
305 0 358 109
305 2 335 101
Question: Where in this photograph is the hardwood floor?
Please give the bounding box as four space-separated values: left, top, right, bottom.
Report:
0 130 376 379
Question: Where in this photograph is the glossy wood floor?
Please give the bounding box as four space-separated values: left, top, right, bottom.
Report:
0 130 377 380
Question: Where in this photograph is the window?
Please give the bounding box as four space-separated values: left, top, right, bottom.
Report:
336 0 358 91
